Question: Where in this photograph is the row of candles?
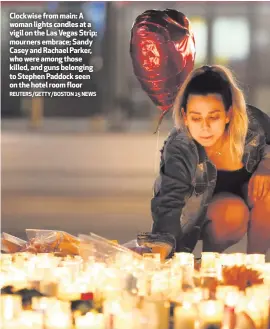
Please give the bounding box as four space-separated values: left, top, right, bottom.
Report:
1 251 270 329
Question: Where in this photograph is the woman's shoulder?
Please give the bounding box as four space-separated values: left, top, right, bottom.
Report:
246 104 270 143
247 104 270 126
247 104 270 117
165 127 194 147
162 127 198 163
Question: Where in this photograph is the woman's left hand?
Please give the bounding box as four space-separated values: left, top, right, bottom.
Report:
248 172 270 203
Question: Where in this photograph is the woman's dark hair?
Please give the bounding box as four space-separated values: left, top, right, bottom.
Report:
181 66 232 112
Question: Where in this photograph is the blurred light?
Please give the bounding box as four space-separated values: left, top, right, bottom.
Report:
213 17 250 60
190 16 207 64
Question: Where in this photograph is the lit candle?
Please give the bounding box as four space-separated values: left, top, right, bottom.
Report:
198 300 224 329
141 298 170 329
244 292 269 329
151 270 170 298
0 272 7 289
6 269 29 290
103 299 123 329
221 253 246 267
32 297 58 312
174 301 197 329
45 311 72 329
75 312 104 329
215 286 239 301
222 291 241 329
143 253 161 271
246 254 265 267
168 271 182 299
173 253 194 268
236 301 262 329
53 267 73 284
201 252 220 271
19 310 43 329
1 295 22 323
201 252 222 281
61 259 82 280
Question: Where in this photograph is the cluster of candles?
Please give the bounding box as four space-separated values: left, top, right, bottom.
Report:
1 251 270 329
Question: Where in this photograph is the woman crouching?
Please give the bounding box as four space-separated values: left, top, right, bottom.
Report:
149 64 270 256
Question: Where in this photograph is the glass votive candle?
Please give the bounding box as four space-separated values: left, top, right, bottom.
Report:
61 259 83 280
235 296 266 329
201 252 221 278
39 280 58 297
45 311 72 329
173 288 209 305
246 284 270 301
57 282 81 301
114 252 135 268
75 312 105 329
53 267 73 284
246 254 265 270
12 252 32 266
0 254 13 267
47 300 71 314
173 253 194 268
28 266 55 282
224 290 241 308
143 253 161 271
1 295 22 322
215 285 239 302
263 264 270 287
19 310 43 329
198 300 224 329
32 297 58 312
136 271 152 297
192 288 210 303
247 293 269 329
37 254 61 269
174 301 198 329
201 252 220 269
102 270 127 300
151 269 170 297
168 271 183 298
140 297 170 329
0 272 7 289
222 253 246 267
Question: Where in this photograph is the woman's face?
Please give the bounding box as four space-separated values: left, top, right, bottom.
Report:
183 93 231 147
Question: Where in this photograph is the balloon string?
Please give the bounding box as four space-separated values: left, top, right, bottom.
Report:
154 128 160 176
153 108 171 175
153 108 171 134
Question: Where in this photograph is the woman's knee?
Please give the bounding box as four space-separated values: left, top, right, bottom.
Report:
206 192 249 240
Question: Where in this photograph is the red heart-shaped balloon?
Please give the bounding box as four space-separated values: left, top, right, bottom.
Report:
130 9 196 127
